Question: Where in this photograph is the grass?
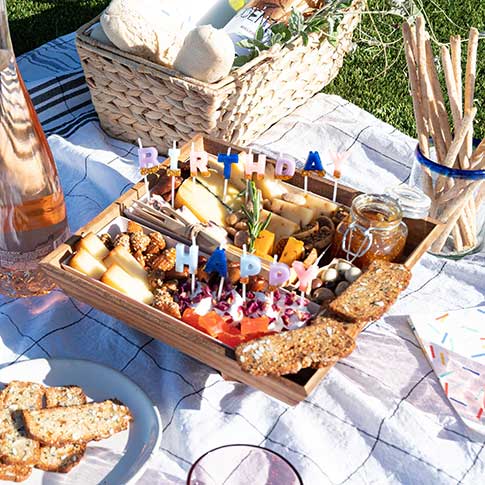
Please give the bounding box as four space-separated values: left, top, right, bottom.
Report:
5 0 485 139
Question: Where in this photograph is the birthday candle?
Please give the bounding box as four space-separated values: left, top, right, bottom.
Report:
268 261 291 288
302 151 326 194
175 243 199 274
137 139 159 199
190 143 210 179
330 151 350 203
292 261 319 306
274 155 296 180
205 246 228 300
244 152 266 180
218 148 238 202
240 245 262 301
168 141 181 208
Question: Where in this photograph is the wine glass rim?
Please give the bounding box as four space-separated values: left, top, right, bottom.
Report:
186 444 304 485
415 142 485 179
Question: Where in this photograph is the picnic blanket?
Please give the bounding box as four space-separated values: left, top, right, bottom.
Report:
1 32 483 484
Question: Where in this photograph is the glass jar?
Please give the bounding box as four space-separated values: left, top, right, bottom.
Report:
333 194 408 268
411 143 485 258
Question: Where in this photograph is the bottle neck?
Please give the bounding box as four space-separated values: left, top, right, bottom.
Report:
0 0 13 54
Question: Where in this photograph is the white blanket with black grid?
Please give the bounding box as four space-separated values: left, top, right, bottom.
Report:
1 33 483 484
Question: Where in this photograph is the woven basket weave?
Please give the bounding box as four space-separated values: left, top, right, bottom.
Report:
76 0 364 152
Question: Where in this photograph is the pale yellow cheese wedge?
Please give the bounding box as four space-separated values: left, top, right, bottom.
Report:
303 193 338 219
261 210 299 244
107 246 148 283
75 232 109 260
196 169 242 212
175 178 229 226
69 249 107 280
255 163 287 200
101 265 154 305
270 199 314 228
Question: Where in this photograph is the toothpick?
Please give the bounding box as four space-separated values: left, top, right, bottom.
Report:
332 179 338 203
191 232 196 295
223 147 231 203
137 138 150 200
191 142 196 184
268 254 278 307
217 277 225 300
304 175 308 195
299 290 305 308
171 140 177 209
245 149 252 203
242 244 247 302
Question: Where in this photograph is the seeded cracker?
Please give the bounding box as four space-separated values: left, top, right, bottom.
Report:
37 386 88 473
0 463 31 482
0 382 45 466
329 260 411 323
23 400 133 446
235 318 355 376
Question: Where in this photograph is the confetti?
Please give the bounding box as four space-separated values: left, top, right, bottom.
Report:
444 382 449 396
477 408 483 420
429 345 436 359
449 397 467 407
440 353 446 365
441 332 448 344
471 353 485 359
462 366 480 376
436 313 449 321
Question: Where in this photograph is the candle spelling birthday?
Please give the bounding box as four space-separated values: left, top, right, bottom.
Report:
168 141 181 209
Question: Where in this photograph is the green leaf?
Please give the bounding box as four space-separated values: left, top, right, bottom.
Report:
237 39 256 49
255 24 264 42
301 32 309 46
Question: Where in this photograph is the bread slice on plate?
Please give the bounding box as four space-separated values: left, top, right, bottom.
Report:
0 463 32 482
23 400 133 446
45 385 87 408
37 386 88 473
0 381 44 466
36 443 86 473
0 381 45 411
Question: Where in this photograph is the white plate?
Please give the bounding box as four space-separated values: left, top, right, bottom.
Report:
0 359 162 485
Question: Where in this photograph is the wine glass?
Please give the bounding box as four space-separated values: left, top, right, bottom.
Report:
187 444 303 485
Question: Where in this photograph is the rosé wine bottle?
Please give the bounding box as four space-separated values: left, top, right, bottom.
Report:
0 1 69 297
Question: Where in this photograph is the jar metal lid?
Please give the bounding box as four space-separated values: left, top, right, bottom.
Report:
385 185 431 219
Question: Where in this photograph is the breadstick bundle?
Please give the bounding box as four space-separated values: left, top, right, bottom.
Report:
402 17 485 256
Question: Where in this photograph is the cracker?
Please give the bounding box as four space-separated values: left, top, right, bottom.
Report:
0 463 32 482
45 386 87 408
36 443 86 473
328 260 411 323
235 318 355 376
23 400 132 446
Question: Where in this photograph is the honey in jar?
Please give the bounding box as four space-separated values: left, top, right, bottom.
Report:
333 194 408 268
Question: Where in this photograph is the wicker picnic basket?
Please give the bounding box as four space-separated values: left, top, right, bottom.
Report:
76 0 364 152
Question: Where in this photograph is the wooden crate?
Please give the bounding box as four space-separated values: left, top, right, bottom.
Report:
41 135 442 405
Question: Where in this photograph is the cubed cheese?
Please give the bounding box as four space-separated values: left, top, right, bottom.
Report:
261 210 299 244
254 230 275 256
279 237 305 266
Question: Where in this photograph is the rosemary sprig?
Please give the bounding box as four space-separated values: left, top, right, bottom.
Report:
233 1 353 67
241 181 272 253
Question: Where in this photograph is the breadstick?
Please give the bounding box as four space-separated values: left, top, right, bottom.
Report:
450 35 463 115
425 38 452 149
463 28 479 159
441 46 461 139
402 22 430 156
415 17 446 164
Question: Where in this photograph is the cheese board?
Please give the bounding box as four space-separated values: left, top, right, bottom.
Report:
41 135 442 405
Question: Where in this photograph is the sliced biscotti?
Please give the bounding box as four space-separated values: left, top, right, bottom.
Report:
0 381 45 411
37 385 88 473
23 400 132 446
0 432 40 466
45 386 87 408
0 463 32 482
0 381 44 466
37 443 86 473
329 260 411 324
235 318 355 376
